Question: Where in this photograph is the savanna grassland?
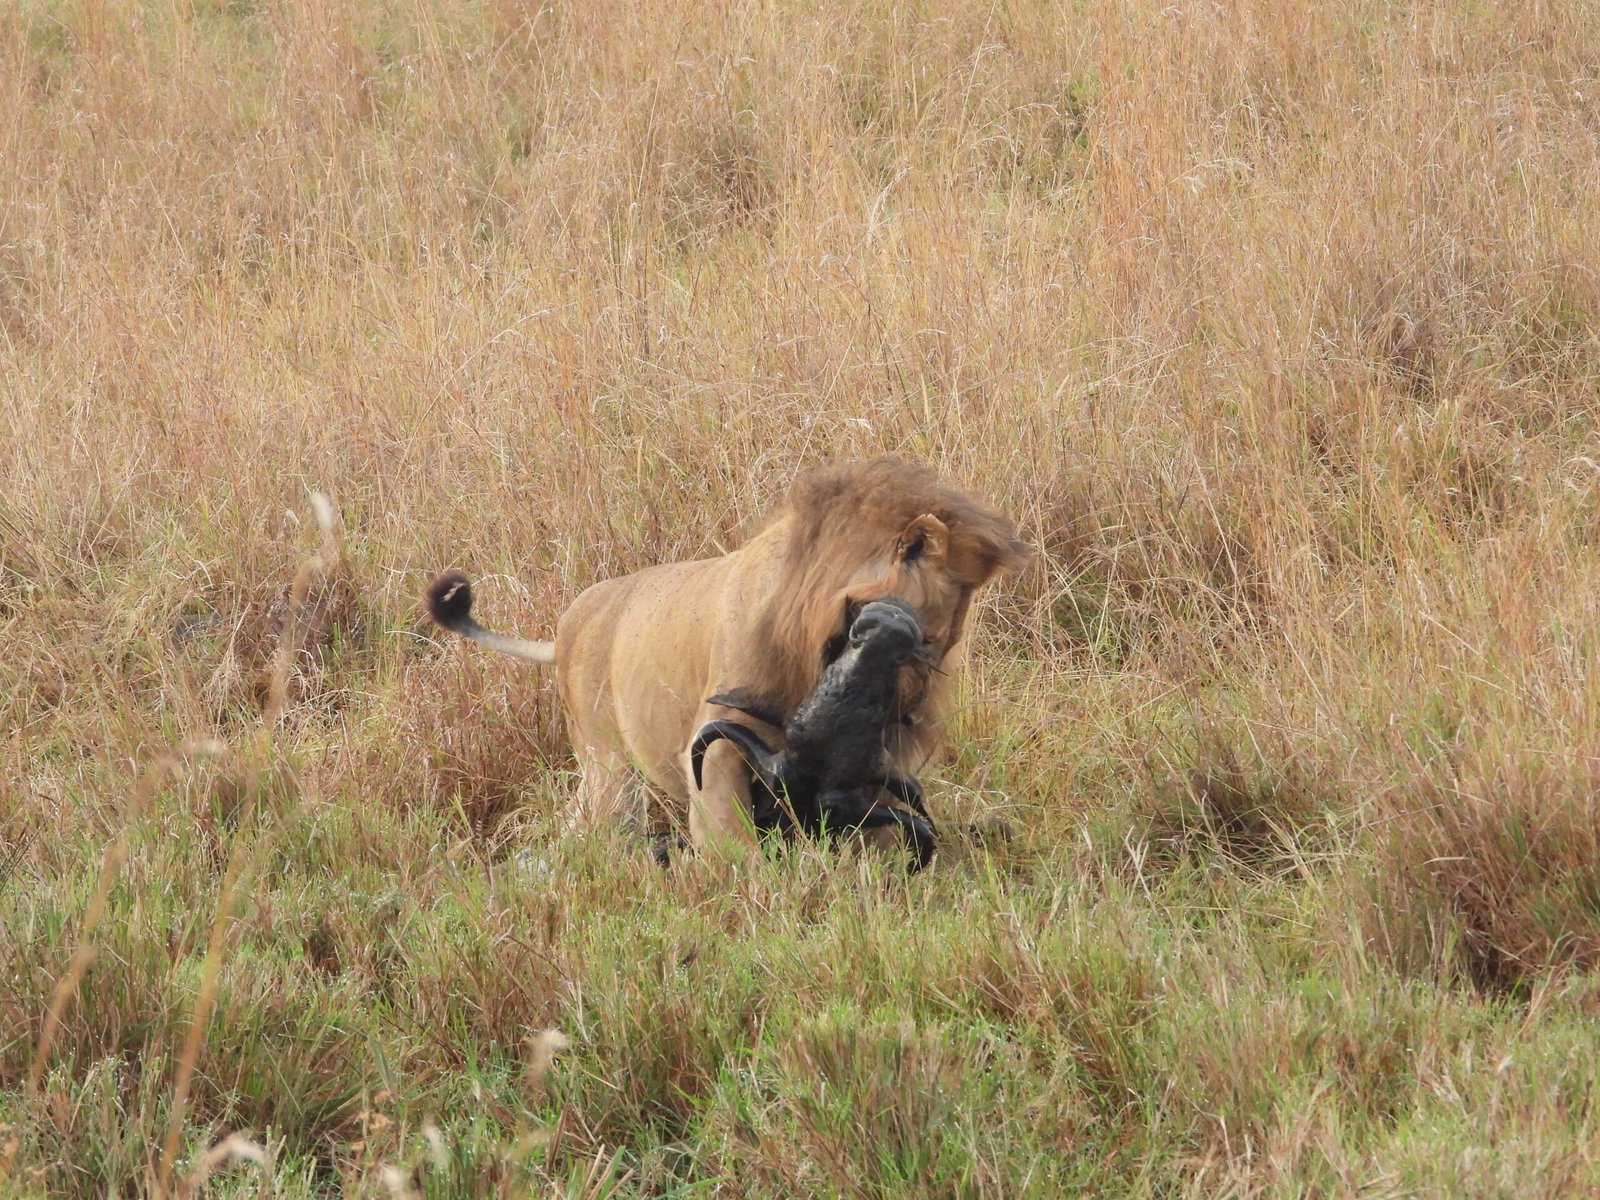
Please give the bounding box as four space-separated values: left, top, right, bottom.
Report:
5 0 1600 1195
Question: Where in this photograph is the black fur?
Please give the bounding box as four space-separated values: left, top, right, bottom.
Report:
424 570 475 631
691 597 938 870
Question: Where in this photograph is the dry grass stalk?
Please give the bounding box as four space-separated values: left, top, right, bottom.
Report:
174 1133 270 1200
25 738 227 1099
157 498 338 1196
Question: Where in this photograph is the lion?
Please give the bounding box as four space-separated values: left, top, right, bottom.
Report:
424 457 1030 858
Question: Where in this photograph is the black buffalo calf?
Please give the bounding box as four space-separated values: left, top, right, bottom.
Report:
689 597 938 870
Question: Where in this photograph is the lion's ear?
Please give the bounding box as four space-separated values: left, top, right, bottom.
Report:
895 513 950 566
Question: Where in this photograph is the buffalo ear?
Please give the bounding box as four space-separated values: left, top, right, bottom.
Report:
895 513 950 566
706 689 786 730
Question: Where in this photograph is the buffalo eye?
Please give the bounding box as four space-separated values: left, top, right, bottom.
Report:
823 599 864 666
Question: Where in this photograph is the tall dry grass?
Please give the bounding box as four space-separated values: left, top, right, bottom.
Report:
5 0 1600 1193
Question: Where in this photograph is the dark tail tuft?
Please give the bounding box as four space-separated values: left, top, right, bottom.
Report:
425 571 475 631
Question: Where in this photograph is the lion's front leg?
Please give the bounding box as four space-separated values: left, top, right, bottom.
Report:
686 738 761 857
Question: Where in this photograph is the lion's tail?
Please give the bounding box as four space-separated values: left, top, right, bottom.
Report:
424 571 556 666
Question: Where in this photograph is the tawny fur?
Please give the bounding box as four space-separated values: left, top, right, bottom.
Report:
424 456 1030 853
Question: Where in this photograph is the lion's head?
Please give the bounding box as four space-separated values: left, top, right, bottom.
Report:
753 457 1031 727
